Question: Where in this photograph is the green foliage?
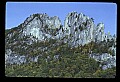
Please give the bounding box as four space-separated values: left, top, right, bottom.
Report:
5 36 116 78
5 29 11 37
93 67 116 78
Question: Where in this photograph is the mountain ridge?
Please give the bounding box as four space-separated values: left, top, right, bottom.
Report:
5 12 116 77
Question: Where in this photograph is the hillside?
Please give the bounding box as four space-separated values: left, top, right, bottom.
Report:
5 12 116 78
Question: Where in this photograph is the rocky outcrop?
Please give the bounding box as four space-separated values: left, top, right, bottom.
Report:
89 53 116 70
94 23 105 42
5 49 27 65
21 13 63 41
6 12 115 46
5 12 116 70
63 12 110 47
5 49 61 65
5 49 41 65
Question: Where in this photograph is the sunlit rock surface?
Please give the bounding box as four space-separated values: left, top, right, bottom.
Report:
5 12 116 70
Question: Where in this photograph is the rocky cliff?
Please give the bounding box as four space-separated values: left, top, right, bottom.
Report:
5 12 116 70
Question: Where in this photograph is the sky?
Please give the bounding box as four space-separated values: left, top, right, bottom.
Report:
6 2 117 35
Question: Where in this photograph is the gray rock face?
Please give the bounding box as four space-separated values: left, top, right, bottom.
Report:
89 53 116 70
29 55 40 62
94 23 105 42
21 13 62 41
5 12 116 70
64 12 94 46
5 49 40 65
6 12 115 47
5 49 27 65
63 12 109 46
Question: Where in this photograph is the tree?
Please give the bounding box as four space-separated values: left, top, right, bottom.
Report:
64 73 72 78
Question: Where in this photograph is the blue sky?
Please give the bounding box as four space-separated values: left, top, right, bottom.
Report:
6 2 117 35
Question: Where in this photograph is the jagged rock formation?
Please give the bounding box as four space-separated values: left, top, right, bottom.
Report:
64 12 95 46
63 12 116 47
5 12 116 70
21 13 63 41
